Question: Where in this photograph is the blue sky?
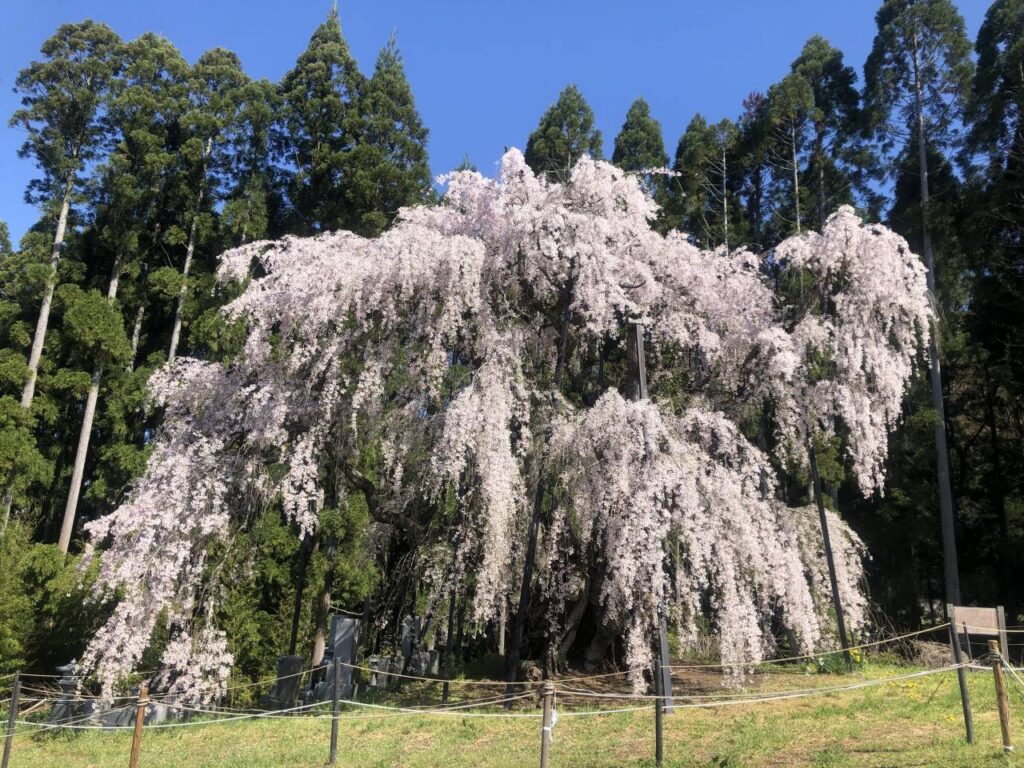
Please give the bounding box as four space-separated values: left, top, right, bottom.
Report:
2 0 989 244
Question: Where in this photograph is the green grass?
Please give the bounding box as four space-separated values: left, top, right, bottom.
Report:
4 663 1020 767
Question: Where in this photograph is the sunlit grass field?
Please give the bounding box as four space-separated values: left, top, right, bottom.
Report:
4 661 1019 767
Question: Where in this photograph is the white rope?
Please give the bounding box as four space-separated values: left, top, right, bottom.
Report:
13 691 540 731
556 665 966 716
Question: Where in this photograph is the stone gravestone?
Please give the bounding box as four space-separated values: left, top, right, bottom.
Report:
47 660 82 724
398 614 421 679
312 615 360 702
101 691 137 728
367 655 381 688
259 654 304 710
332 615 359 699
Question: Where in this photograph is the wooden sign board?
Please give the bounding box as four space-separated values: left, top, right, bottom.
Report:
948 604 1008 660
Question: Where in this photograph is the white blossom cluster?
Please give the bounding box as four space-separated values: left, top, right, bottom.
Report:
81 150 930 699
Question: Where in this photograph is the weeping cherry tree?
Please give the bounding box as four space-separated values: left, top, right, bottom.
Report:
79 150 930 701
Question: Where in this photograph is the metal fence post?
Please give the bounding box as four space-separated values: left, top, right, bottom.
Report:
1 671 20 768
653 658 664 768
539 680 554 768
946 610 974 745
329 660 341 765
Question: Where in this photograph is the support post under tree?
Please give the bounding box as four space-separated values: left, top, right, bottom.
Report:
630 322 675 710
806 437 852 670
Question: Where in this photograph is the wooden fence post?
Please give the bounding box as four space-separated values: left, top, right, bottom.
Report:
539 680 554 768
946 610 974 745
128 681 148 768
1 671 20 768
328 660 341 765
989 640 1012 753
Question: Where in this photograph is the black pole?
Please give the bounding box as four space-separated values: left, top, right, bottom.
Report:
1 671 20 768
657 602 674 712
328 658 341 764
442 589 457 704
806 438 852 669
289 533 314 656
947 610 974 745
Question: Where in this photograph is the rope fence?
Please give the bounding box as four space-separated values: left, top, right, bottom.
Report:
2 621 1017 767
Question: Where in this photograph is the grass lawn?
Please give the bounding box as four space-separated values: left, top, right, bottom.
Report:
3 662 1020 767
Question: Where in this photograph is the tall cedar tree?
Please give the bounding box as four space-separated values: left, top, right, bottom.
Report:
790 36 871 229
964 0 1024 616
279 7 364 234
222 78 280 244
766 74 814 236
343 35 432 237
864 0 973 605
612 98 668 171
611 98 669 221
167 49 249 363
2 23 121 531
667 114 743 248
8 22 122 412
737 93 773 249
58 33 187 553
524 85 603 181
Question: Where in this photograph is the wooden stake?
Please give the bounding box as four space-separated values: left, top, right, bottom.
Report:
539 680 554 768
1 671 20 768
128 681 147 768
946 610 974 745
989 640 1012 753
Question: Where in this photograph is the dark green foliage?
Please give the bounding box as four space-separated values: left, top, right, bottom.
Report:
0 397 51 510
969 0 1024 155
60 287 131 367
524 85 603 181
0 522 112 673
